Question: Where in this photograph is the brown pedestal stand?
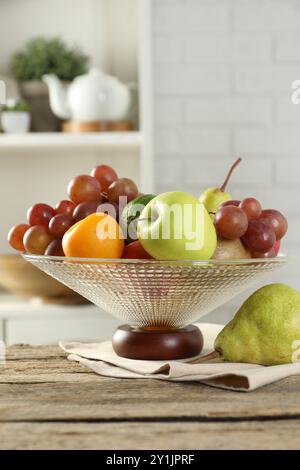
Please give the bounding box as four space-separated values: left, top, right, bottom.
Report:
112 324 203 360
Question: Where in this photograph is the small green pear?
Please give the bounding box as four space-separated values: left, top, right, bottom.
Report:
199 158 241 214
214 284 300 366
199 188 232 214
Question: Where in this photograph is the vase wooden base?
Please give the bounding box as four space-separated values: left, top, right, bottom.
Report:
62 120 133 133
112 324 203 360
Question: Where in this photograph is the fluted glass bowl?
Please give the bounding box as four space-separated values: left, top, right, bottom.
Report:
23 255 287 328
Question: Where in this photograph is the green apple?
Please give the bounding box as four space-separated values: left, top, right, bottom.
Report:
137 191 217 260
199 158 241 214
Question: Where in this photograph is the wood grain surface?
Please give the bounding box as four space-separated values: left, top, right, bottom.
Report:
0 345 299 450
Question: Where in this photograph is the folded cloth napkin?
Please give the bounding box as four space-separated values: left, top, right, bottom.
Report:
59 323 300 392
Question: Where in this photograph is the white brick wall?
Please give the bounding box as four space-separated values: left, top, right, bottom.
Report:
235 67 300 93
155 64 231 93
276 35 300 61
153 3 229 33
151 0 300 323
233 3 300 31
185 97 272 125
184 34 272 63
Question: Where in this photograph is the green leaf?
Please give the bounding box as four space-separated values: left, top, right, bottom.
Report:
11 37 90 82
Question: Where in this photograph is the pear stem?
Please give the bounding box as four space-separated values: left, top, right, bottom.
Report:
188 350 221 364
220 157 242 192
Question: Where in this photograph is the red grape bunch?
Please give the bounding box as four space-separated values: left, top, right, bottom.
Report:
8 163 139 257
215 197 288 258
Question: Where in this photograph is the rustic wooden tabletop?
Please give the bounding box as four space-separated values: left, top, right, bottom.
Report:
0 344 300 450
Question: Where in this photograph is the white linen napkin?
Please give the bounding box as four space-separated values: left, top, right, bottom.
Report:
59 323 300 392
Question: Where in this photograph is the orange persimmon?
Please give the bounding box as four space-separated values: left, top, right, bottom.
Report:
62 213 124 259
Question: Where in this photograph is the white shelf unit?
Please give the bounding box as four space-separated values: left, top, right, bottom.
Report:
0 0 154 344
0 294 119 345
0 0 154 253
0 132 143 151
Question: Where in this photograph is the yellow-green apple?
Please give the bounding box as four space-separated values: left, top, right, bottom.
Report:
137 191 217 260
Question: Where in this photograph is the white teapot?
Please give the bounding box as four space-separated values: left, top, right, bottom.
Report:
43 68 132 122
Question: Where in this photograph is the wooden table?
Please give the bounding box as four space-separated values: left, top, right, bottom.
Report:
0 345 300 450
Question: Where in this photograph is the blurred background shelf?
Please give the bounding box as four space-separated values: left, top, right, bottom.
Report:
0 0 152 345
0 293 119 345
0 0 154 260
0 132 143 151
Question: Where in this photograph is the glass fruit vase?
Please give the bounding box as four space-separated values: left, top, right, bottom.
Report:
24 255 287 360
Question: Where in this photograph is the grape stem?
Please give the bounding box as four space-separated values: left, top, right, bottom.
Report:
188 350 221 364
220 157 242 192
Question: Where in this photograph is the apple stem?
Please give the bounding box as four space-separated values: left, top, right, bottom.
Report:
220 157 242 192
188 350 221 364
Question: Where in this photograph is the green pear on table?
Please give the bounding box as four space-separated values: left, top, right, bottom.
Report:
214 284 300 366
199 158 241 215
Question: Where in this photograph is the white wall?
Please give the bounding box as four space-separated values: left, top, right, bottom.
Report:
151 0 300 323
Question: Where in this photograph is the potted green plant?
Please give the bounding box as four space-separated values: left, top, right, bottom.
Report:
1 99 31 133
11 37 89 132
